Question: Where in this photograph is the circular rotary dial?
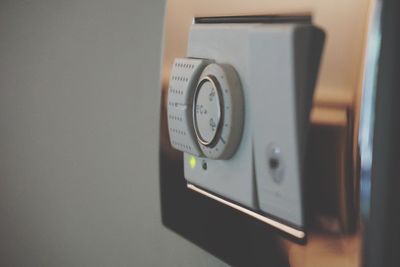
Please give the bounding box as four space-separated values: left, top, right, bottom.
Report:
193 63 243 159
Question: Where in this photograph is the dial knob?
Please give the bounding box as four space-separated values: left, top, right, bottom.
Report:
193 76 222 146
193 63 243 159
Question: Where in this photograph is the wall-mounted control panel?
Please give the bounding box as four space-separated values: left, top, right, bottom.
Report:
167 21 324 239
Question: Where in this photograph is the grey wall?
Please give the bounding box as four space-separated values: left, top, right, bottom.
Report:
0 0 224 266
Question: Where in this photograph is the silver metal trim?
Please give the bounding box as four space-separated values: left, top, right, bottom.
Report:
359 0 382 220
187 183 306 239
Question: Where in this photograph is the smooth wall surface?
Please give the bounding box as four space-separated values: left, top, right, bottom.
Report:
0 0 223 266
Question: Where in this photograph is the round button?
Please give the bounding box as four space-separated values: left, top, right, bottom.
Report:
193 76 222 146
267 144 284 184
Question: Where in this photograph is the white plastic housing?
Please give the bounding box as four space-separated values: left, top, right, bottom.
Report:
183 23 324 229
167 58 212 156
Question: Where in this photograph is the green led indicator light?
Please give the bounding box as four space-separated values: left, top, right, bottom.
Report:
189 156 196 169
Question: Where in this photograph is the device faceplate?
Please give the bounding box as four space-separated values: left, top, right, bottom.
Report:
183 23 323 230
183 24 256 209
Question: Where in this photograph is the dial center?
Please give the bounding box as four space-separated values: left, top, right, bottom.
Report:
193 76 222 146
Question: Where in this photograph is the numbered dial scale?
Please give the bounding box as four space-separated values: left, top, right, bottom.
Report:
167 59 244 160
